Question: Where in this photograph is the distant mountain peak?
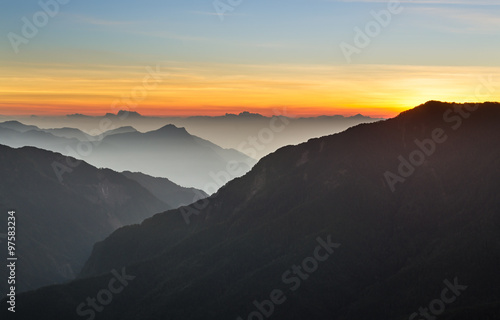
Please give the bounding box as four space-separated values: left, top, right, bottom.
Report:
144 124 191 138
223 111 265 118
349 114 369 120
115 125 136 131
1 120 33 127
0 120 39 132
104 110 142 118
2 120 22 124
117 110 141 117
238 111 264 118
154 124 188 133
66 113 91 118
103 126 138 136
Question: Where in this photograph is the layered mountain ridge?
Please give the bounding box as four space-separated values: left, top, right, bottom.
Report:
0 122 256 192
0 144 205 296
3 101 500 320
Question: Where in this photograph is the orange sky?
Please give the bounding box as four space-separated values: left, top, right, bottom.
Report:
1 62 498 118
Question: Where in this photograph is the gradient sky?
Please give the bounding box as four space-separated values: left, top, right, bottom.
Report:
1 0 499 117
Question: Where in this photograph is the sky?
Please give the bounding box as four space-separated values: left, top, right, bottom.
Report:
0 0 499 117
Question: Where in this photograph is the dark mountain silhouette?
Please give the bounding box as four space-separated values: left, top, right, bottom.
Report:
0 145 202 296
4 102 500 320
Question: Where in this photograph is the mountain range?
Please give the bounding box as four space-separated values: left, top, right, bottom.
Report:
0 145 205 296
5 101 499 319
2 112 383 159
0 122 256 193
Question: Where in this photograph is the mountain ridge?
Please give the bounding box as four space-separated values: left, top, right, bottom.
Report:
0 122 255 192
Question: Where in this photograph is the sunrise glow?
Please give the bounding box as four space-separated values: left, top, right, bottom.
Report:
1 1 499 117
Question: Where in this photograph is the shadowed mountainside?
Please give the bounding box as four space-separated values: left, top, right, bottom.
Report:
0 145 202 296
121 171 208 208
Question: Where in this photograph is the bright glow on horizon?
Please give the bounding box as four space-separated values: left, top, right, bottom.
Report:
1 1 499 118
1 62 498 118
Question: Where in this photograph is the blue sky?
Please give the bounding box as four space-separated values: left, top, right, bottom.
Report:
2 0 499 65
